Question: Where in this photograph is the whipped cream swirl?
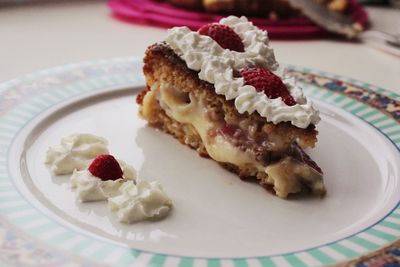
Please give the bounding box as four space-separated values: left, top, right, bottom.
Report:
165 16 320 128
108 180 172 224
45 134 109 175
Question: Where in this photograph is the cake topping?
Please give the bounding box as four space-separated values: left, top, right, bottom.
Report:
240 67 296 106
164 16 320 129
198 23 245 52
88 154 123 181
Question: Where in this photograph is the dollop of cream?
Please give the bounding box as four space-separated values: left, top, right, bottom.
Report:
45 134 109 175
108 180 172 224
164 16 320 128
70 160 136 202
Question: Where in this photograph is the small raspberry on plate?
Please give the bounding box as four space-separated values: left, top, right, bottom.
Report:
88 154 123 181
198 23 244 52
240 67 296 106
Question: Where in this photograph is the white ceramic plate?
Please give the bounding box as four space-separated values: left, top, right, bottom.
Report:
0 58 399 267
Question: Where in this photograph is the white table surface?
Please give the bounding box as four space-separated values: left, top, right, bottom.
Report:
0 1 399 93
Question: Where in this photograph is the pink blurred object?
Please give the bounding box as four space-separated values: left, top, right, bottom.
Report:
108 0 368 39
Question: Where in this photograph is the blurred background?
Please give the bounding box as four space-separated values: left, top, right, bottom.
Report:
0 0 399 89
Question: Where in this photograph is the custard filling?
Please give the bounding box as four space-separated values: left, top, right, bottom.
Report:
143 83 325 198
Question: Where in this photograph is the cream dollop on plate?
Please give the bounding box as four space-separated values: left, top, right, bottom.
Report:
108 180 173 224
45 134 109 175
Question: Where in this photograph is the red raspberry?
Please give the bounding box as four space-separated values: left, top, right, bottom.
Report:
240 67 296 106
88 154 123 181
198 23 244 52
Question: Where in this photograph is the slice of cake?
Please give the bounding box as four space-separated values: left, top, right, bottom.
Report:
137 16 325 198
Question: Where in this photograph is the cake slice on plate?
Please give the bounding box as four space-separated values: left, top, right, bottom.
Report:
137 16 325 198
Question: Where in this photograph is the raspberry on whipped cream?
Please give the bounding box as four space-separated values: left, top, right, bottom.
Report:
45 134 109 175
198 23 245 52
71 159 136 202
88 154 124 181
240 67 296 106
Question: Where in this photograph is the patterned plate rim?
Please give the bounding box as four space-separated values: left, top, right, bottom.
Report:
0 57 399 267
